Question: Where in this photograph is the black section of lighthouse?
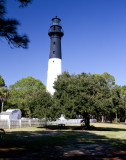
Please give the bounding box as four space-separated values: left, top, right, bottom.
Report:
47 16 64 95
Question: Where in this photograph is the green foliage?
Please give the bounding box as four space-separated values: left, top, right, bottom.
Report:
111 86 123 118
9 76 44 90
53 71 111 128
4 71 126 123
93 72 115 88
8 76 45 117
121 95 126 120
102 72 115 87
0 75 5 87
26 88 53 119
0 87 9 112
120 85 126 120
121 85 126 95
0 0 31 48
111 86 121 108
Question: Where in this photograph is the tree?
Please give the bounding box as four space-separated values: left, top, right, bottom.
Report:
101 72 115 88
121 85 126 121
53 72 77 120
121 95 126 122
93 72 115 88
0 75 5 87
93 73 115 122
0 0 32 48
53 72 110 128
0 75 6 112
121 85 126 95
0 87 9 112
26 88 53 119
8 76 45 117
110 85 123 122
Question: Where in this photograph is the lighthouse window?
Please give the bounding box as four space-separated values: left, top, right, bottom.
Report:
53 51 55 54
53 41 55 45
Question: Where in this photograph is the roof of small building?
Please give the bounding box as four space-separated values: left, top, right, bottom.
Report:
0 112 11 115
6 109 21 113
0 109 21 115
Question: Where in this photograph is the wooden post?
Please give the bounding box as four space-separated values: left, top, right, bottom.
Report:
8 119 10 129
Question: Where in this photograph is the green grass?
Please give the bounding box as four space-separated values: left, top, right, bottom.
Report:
89 123 126 139
1 123 126 159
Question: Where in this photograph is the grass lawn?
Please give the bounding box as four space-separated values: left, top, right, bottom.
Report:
1 123 126 159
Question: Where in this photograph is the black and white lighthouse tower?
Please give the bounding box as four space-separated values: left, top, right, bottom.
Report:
47 16 64 95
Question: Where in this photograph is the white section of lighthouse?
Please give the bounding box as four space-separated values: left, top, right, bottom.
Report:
46 16 64 95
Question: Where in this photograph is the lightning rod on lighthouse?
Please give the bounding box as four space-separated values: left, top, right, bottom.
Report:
46 16 64 95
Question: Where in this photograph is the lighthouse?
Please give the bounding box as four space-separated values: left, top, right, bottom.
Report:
46 16 64 95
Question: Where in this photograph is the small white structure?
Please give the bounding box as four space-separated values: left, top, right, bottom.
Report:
0 109 21 120
58 114 66 121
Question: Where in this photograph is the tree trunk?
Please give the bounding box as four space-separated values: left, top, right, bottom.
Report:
104 116 106 122
97 115 100 122
28 109 31 119
84 112 90 129
115 112 118 123
1 101 4 112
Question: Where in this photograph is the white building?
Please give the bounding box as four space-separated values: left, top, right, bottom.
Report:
0 109 21 120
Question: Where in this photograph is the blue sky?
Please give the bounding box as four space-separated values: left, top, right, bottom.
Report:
1 0 126 87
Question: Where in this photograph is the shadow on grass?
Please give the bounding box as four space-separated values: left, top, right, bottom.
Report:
37 125 83 130
38 124 126 132
0 126 126 159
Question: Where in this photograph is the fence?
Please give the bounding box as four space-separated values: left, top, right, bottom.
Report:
47 119 83 125
0 119 46 129
0 119 97 129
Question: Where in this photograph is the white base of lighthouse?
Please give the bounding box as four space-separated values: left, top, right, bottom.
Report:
46 58 62 95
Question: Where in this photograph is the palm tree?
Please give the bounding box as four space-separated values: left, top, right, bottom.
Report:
0 87 9 112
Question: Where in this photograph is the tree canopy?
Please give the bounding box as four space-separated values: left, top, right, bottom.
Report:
4 72 126 126
0 75 5 87
53 72 111 128
93 72 115 88
121 85 126 96
0 87 9 112
0 0 32 48
102 72 115 87
26 88 53 119
8 76 45 117
9 76 44 90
